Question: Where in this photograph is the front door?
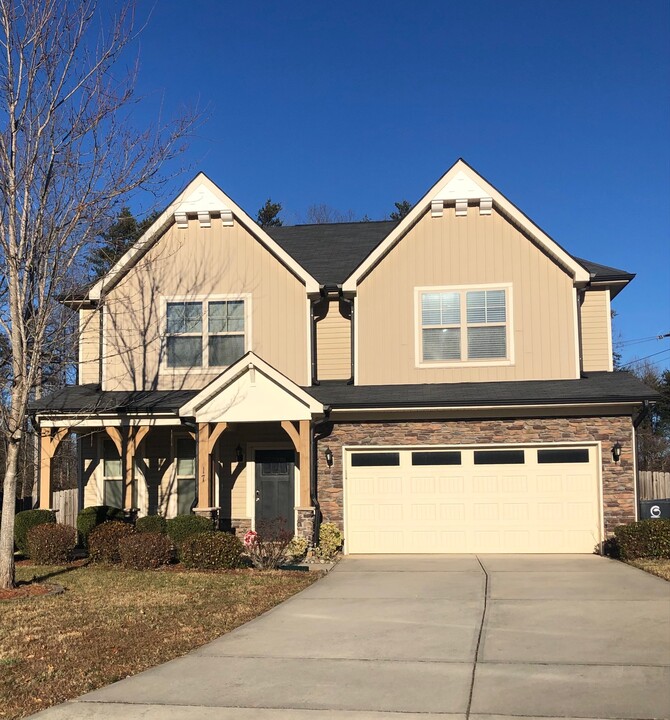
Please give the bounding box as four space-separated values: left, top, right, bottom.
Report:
255 449 295 527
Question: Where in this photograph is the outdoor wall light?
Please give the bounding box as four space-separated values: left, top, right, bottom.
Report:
324 447 334 467
235 444 244 462
612 441 622 463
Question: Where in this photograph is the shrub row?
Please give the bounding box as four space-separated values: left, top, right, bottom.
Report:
14 509 56 555
611 519 670 560
26 523 77 564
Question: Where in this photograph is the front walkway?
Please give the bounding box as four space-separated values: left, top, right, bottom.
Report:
33 555 670 719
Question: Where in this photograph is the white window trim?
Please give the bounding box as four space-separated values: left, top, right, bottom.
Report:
414 283 514 368
160 293 252 374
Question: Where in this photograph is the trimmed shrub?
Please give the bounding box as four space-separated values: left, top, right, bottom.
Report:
315 522 343 560
77 505 126 548
119 532 172 570
613 519 670 560
136 515 167 535
180 531 245 570
26 523 77 565
166 515 212 549
286 535 310 562
15 509 56 555
89 521 136 564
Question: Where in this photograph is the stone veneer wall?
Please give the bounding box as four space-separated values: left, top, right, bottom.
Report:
316 415 635 537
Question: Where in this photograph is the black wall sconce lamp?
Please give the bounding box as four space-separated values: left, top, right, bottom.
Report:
324 447 333 467
235 444 244 463
612 441 622 463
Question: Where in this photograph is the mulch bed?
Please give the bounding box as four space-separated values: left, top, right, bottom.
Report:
0 583 62 602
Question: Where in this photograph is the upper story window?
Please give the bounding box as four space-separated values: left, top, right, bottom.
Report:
165 296 248 369
417 285 511 365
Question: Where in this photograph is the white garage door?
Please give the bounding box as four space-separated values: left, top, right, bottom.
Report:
344 445 601 554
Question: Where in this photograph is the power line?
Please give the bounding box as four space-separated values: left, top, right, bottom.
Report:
620 347 670 368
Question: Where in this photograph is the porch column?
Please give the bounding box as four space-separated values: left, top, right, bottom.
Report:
280 420 312 508
39 427 68 509
196 422 228 511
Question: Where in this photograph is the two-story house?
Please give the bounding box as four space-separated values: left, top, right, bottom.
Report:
33 159 657 554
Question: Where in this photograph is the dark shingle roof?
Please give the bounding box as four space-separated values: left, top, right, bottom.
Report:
307 372 658 409
573 257 635 282
32 372 656 415
266 220 397 285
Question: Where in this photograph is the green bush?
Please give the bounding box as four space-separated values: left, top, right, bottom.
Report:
88 521 136 564
166 515 212 550
26 524 77 565
118 532 172 569
77 505 126 547
180 531 245 570
136 515 167 534
613 519 670 560
14 509 56 555
286 535 310 561
315 522 343 560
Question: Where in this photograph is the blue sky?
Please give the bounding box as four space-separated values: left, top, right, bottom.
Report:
127 0 669 371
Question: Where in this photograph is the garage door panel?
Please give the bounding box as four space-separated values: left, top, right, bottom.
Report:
345 445 601 554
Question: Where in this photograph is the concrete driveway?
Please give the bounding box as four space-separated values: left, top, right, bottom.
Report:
34 555 670 719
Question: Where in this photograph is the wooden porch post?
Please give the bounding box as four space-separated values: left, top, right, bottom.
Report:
299 420 311 508
104 426 150 510
39 427 68 510
197 423 211 510
281 420 312 508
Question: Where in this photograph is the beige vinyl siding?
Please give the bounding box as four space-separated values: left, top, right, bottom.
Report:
79 308 100 385
357 205 578 384
103 219 308 391
581 289 612 372
317 300 351 380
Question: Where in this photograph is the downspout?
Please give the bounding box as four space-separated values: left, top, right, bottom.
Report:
576 288 586 375
338 289 355 385
310 298 320 386
633 400 652 521
98 302 104 387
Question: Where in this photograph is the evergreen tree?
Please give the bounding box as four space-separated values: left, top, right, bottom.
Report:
88 207 159 278
390 200 412 221
257 198 283 227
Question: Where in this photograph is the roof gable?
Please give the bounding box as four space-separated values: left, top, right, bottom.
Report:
179 352 324 422
342 159 591 292
89 174 320 300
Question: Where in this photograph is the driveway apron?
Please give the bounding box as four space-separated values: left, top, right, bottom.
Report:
32 555 670 720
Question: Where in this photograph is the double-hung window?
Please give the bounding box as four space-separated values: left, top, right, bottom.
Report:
419 286 510 364
165 297 247 369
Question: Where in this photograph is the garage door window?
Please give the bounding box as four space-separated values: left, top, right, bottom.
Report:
474 449 525 464
412 451 462 465
538 448 589 463
350 453 400 467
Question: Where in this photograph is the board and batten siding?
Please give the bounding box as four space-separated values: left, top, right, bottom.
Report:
102 218 309 391
580 288 613 372
79 308 100 385
356 205 579 384
317 300 351 380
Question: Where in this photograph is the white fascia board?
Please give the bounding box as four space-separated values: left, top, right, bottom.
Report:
179 351 324 418
342 159 590 292
90 173 319 300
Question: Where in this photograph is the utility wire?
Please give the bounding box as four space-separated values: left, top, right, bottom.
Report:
620 347 670 368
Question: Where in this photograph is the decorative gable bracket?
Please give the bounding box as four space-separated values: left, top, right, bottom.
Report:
174 209 234 229
431 196 494 218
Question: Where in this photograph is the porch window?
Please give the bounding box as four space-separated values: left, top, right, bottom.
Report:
103 438 123 509
419 286 509 364
176 437 196 515
166 298 247 369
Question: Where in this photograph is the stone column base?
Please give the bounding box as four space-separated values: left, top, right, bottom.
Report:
296 507 316 542
220 517 252 537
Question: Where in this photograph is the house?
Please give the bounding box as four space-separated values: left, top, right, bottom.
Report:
32 159 658 554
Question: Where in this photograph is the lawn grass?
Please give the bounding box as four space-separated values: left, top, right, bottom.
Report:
0 563 318 719
627 558 670 581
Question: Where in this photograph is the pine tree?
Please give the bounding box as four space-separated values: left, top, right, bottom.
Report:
390 200 412 221
257 198 283 227
88 207 160 278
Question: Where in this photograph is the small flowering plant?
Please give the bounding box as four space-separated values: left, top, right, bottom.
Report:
243 519 294 570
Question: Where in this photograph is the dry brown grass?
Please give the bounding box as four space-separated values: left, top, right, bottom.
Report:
0 563 318 719
628 558 670 581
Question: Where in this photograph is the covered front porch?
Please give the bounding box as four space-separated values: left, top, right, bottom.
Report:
35 354 325 539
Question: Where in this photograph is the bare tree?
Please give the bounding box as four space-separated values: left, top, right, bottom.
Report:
305 203 357 224
0 0 196 589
